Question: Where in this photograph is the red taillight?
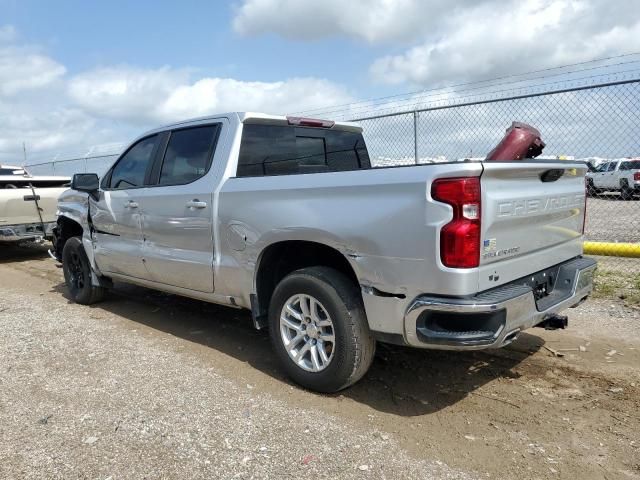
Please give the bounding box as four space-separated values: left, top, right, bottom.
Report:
634 172 640 181
286 116 335 128
432 177 481 268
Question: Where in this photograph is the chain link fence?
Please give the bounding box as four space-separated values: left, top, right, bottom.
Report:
25 78 640 302
25 145 124 177
345 79 640 303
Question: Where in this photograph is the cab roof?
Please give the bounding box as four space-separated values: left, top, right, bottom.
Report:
143 112 362 137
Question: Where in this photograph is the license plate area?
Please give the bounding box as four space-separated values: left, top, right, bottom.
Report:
520 265 561 302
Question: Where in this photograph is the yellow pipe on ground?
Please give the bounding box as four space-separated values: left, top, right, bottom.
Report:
584 241 640 258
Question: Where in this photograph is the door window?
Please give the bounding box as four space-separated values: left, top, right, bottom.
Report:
108 135 158 189
158 125 219 186
606 162 617 172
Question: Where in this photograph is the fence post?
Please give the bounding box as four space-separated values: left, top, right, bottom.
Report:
413 111 419 164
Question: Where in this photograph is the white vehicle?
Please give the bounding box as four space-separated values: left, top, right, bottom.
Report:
586 158 640 199
0 164 70 243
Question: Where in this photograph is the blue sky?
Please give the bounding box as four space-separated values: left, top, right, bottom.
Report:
1 0 639 163
1 1 385 96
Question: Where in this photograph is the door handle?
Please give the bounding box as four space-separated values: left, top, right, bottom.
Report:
186 200 207 209
125 201 139 209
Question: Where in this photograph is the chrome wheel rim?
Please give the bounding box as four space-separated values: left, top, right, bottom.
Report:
280 294 335 372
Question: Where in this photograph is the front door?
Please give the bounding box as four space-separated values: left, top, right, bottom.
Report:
138 123 221 292
602 161 618 189
91 134 160 279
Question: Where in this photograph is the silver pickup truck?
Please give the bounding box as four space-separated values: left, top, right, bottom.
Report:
53 112 596 392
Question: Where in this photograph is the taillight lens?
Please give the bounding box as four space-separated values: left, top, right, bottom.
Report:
634 172 640 181
432 177 481 268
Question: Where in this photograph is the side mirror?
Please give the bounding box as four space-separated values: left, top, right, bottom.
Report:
72 173 100 198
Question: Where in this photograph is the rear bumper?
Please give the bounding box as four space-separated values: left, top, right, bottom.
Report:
0 222 55 243
403 257 596 350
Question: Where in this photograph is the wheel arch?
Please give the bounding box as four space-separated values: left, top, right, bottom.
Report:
53 215 84 260
252 240 361 328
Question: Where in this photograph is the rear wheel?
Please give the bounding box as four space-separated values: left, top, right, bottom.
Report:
268 266 375 392
62 237 105 305
620 181 634 200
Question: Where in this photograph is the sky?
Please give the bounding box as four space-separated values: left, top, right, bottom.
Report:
1 0 640 164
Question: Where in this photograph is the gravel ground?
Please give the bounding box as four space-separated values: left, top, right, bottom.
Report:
0 289 471 480
1 244 639 480
585 195 640 243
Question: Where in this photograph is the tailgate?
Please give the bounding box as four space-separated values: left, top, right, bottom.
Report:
479 161 587 291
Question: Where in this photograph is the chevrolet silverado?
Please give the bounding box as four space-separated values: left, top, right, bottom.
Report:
52 113 596 392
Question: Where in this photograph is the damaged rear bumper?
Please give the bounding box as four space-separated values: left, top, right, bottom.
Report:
402 257 596 350
0 222 56 243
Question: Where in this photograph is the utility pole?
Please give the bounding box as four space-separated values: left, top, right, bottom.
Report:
22 142 27 166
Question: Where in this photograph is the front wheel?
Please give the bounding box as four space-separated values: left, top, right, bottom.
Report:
62 236 105 305
269 267 376 393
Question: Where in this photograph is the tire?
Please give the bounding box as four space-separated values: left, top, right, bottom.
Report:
586 179 597 197
62 236 105 305
268 266 376 393
620 181 634 200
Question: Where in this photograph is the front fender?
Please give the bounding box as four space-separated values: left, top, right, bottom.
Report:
56 189 100 274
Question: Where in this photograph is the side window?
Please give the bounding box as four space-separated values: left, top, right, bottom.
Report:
109 135 158 189
607 162 617 172
237 124 371 177
325 130 371 171
158 125 219 186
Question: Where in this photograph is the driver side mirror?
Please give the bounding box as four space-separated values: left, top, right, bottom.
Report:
72 173 100 199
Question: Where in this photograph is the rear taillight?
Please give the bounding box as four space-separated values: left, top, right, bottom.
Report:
634 172 640 181
432 177 481 268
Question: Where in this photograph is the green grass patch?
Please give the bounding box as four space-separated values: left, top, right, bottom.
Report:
592 268 640 306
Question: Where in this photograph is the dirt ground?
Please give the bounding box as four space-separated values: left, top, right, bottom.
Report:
1 244 638 479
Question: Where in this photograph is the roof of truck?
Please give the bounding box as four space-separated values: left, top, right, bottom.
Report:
143 112 362 137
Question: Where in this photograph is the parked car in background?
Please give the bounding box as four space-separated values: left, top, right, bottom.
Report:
586 158 640 199
0 165 70 243
53 113 595 392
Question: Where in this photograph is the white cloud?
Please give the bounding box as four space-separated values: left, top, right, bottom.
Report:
371 0 640 85
68 66 354 124
233 0 640 86
0 26 66 96
0 26 353 163
233 0 461 43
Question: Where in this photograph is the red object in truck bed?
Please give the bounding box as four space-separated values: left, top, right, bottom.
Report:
485 122 545 161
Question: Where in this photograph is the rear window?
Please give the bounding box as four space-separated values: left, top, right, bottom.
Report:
620 160 640 170
237 124 371 177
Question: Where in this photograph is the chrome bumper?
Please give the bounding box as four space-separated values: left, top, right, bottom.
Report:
403 257 597 350
0 222 56 243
